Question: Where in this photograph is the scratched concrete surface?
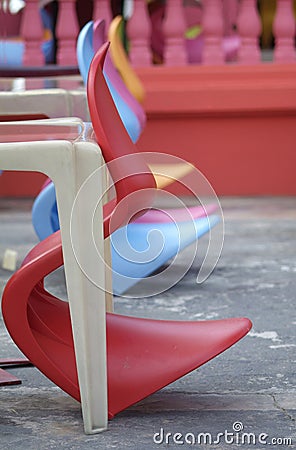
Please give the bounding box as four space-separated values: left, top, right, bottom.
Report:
0 197 295 449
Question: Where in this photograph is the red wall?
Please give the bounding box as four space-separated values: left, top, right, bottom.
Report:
1 62 296 197
136 63 296 195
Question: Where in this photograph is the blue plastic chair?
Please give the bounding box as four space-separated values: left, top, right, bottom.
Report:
32 182 58 240
32 181 218 295
111 216 219 295
77 21 141 143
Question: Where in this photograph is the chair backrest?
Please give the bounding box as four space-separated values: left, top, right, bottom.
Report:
93 19 146 129
77 20 142 143
87 42 156 235
76 20 94 85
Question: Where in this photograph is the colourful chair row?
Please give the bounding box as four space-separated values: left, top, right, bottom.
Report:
0 44 252 434
31 19 219 295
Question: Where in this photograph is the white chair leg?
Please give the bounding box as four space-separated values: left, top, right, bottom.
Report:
0 119 108 434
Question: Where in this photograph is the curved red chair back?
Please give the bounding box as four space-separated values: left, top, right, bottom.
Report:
87 43 156 235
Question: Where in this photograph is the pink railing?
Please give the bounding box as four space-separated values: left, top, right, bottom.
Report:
128 0 295 66
2 0 296 67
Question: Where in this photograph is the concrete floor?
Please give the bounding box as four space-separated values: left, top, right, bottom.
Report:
0 197 295 449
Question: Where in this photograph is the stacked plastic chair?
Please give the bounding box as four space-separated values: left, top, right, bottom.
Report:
32 19 219 296
0 43 252 434
79 20 142 143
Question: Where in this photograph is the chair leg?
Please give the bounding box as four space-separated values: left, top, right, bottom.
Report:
0 368 21 386
0 358 32 367
55 140 108 434
0 358 33 386
0 123 109 434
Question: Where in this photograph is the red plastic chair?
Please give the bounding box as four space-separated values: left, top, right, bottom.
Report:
1 44 252 434
2 231 251 417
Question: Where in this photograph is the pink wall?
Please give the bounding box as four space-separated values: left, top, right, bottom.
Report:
1 62 296 197
136 62 296 195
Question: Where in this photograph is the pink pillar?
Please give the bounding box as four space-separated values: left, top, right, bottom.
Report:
20 0 44 66
202 0 224 65
126 0 151 66
163 0 187 66
273 0 296 63
223 0 239 36
236 0 262 64
56 0 79 66
93 0 112 36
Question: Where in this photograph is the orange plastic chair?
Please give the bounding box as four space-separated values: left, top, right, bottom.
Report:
108 16 146 104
